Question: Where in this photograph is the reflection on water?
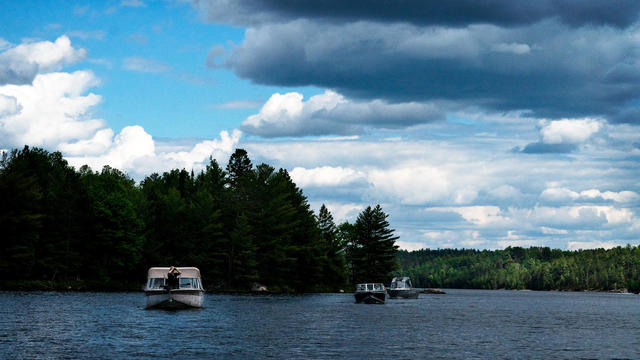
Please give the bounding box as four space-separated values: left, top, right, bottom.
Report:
1 290 639 359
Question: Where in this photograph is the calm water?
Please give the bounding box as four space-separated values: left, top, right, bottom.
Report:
0 289 638 359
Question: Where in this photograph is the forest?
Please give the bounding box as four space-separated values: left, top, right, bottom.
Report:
2 146 638 293
0 146 398 292
395 246 640 293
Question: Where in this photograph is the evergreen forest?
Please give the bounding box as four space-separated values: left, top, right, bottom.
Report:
396 246 640 293
0 146 398 292
1 146 638 293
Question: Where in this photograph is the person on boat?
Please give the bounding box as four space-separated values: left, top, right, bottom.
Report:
167 266 181 289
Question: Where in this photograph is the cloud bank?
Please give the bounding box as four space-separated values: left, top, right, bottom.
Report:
200 1 640 125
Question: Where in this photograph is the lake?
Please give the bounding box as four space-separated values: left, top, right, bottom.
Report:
1 289 638 359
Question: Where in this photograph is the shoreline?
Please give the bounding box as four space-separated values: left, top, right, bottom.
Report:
1 281 636 294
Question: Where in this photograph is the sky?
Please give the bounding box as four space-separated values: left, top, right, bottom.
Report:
1 0 639 251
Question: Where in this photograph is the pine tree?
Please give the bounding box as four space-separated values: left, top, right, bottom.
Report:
317 204 348 289
349 205 399 284
226 148 252 186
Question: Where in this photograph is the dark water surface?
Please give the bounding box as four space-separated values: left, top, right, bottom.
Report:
1 289 638 359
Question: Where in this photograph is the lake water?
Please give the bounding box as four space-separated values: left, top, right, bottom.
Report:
1 289 638 359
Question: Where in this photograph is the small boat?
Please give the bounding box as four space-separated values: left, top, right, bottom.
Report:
354 283 387 304
388 277 419 299
144 267 204 309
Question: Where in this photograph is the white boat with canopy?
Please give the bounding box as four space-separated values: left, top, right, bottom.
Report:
144 267 204 309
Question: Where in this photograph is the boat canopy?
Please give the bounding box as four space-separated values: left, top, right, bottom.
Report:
147 267 201 278
390 277 412 289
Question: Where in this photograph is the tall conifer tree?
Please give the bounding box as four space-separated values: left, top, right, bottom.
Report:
349 205 399 283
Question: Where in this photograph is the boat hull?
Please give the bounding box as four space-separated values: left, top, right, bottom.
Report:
388 289 419 299
354 291 386 304
145 290 204 309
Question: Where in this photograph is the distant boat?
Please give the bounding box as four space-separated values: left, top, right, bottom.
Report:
388 277 419 299
144 267 204 309
354 283 387 304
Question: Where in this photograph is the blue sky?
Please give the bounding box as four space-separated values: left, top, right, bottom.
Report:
1 0 639 251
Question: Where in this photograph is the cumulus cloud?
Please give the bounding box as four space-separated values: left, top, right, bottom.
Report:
540 187 580 203
0 35 239 179
290 166 365 187
243 133 640 249
580 189 640 203
521 118 603 153
241 90 444 137
0 36 86 85
64 128 241 178
540 118 602 144
540 187 640 204
0 70 103 148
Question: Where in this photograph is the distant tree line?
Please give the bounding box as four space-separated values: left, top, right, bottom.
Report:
396 246 640 292
0 146 399 292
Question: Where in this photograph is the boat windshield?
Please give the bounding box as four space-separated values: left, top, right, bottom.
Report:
391 279 411 289
147 278 165 289
179 277 199 289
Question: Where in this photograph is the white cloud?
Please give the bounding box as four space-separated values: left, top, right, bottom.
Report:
0 36 86 85
540 118 602 144
524 205 635 227
290 166 365 187
433 206 505 226
163 129 242 170
65 128 241 178
540 187 640 204
242 90 444 137
367 165 452 205
310 201 364 224
540 187 580 203
0 70 103 147
580 189 640 203
58 128 114 156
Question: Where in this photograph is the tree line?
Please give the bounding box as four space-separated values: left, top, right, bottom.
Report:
0 146 399 292
396 246 640 292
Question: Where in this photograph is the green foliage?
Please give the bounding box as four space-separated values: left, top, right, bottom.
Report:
396 246 640 292
0 147 359 292
344 205 399 284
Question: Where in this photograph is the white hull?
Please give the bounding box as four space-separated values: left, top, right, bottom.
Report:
145 290 204 309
